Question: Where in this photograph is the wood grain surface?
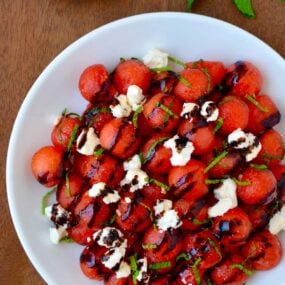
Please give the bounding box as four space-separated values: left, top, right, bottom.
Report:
1 0 284 284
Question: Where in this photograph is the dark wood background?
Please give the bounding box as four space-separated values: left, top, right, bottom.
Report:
1 0 284 284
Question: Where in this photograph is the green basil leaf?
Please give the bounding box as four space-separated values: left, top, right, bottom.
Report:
233 0 255 18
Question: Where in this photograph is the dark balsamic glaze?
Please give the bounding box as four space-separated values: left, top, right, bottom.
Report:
261 111 281 129
37 171 51 184
221 61 248 93
175 136 188 151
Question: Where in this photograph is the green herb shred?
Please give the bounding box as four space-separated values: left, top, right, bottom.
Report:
67 124 79 152
230 263 253 276
129 255 139 284
213 117 223 133
233 178 251 186
142 244 157 249
205 178 225 184
208 238 222 258
150 66 174 72
132 106 143 128
178 76 192 88
192 257 202 285
156 102 179 118
204 151 228 173
146 177 170 191
139 202 154 221
168 56 186 68
65 172 71 197
94 147 104 157
59 237 74 243
149 261 171 270
187 0 196 11
176 252 191 261
201 67 211 93
143 137 168 164
245 95 268 112
41 187 57 215
250 163 268 170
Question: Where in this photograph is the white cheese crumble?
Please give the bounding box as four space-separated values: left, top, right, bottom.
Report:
126 85 145 111
45 204 72 229
154 199 172 216
228 128 262 162
76 127 100 156
136 257 148 282
200 101 219 122
116 261 131 279
49 227 68 244
164 135 194 166
208 178 238 218
110 94 132 118
125 197 132 203
88 182 120 204
269 205 285 235
120 168 148 192
143 48 168 68
154 199 182 231
180 102 199 120
123 154 142 171
93 227 124 248
102 239 127 269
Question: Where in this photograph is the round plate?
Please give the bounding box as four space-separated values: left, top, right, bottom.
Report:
6 12 285 285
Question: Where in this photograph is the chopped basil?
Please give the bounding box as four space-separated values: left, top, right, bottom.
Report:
65 172 71 197
61 108 68 116
145 177 170 191
151 66 174 72
109 214 117 225
67 112 82 121
208 238 222 258
168 56 186 68
187 0 196 10
94 147 104 157
213 117 223 133
192 257 202 285
129 255 139 284
178 76 192 88
233 0 255 18
139 202 154 221
205 178 225 184
156 102 179 118
132 106 143 128
245 95 268 112
41 187 56 215
142 244 157 249
250 163 268 170
192 218 212 226
230 263 253 276
120 57 125 62
149 261 171 270
143 137 168 164
201 67 211 93
67 124 79 152
204 151 228 173
59 237 74 243
233 178 251 186
176 252 191 261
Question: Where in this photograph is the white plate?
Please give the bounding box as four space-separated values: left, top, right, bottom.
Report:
6 12 285 285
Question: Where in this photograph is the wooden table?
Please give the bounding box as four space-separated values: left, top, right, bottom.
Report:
1 0 284 284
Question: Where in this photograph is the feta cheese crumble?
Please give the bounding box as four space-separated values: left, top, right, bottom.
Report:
136 257 148 282
120 168 148 192
208 178 238 218
269 205 285 235
110 94 132 118
76 127 100 155
200 101 219 122
123 154 141 171
102 239 127 269
89 182 120 204
180 102 199 120
228 128 262 162
93 227 124 248
126 85 145 111
45 204 73 244
143 48 168 68
164 135 194 166
116 261 131 279
49 227 68 244
154 199 182 231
